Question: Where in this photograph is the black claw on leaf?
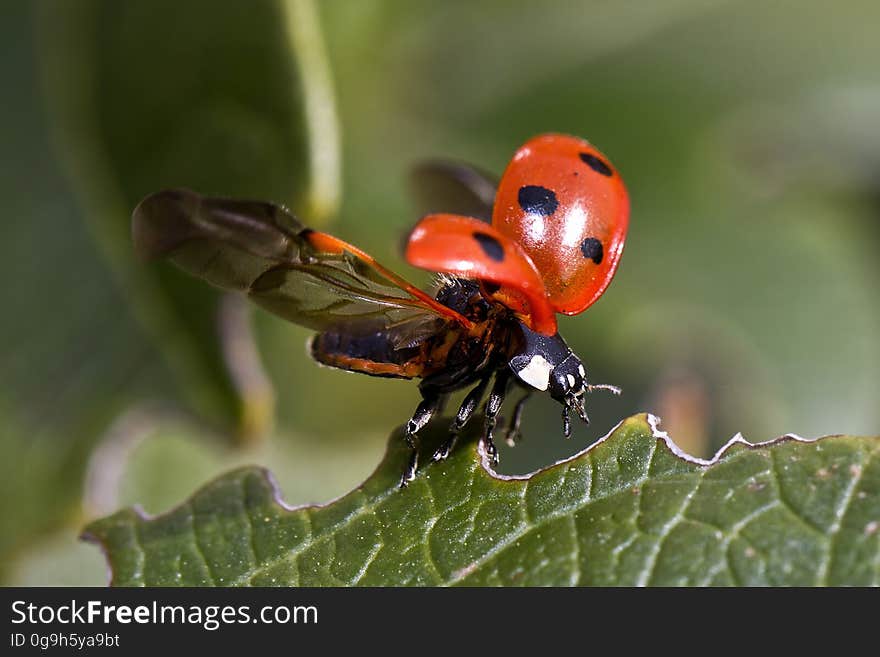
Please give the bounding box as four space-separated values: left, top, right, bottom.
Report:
400 445 418 488
483 435 499 467
432 435 456 462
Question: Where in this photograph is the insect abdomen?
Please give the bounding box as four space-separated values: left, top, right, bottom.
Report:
309 330 425 379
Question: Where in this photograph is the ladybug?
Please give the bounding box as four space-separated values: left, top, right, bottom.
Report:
132 133 630 486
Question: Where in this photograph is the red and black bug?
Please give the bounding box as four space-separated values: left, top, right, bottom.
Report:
132 133 630 486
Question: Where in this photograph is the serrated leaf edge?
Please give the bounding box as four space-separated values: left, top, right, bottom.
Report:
82 412 824 539
479 412 819 481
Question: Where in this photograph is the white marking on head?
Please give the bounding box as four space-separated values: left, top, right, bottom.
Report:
566 374 576 388
515 355 552 391
578 364 585 377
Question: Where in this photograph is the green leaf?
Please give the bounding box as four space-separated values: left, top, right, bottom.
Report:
83 414 880 586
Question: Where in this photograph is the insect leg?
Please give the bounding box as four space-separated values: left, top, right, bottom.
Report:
504 389 533 447
562 401 574 438
483 370 512 467
432 376 492 462
401 391 447 488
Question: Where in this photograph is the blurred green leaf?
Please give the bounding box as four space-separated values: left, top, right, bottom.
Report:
0 1 173 579
0 0 342 582
85 415 880 586
37 0 340 438
7 530 107 587
88 419 385 520
6 417 385 586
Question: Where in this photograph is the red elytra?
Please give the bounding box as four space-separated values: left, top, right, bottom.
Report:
492 133 630 317
406 213 557 335
406 133 629 334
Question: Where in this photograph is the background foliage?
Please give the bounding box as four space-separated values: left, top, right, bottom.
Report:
1 0 878 584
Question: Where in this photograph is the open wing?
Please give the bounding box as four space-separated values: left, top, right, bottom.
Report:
132 189 472 341
409 160 497 222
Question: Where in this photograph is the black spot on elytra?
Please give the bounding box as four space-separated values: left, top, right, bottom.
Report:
580 237 603 264
518 185 558 216
474 232 505 262
579 152 613 177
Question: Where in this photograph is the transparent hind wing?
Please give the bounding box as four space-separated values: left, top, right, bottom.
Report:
132 188 471 336
409 160 497 223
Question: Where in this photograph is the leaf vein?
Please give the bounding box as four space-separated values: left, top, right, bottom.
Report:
699 500 780 586
130 513 148 586
817 449 867 585
188 501 218 586
770 450 826 537
240 476 260 573
636 478 701 586
421 482 445 583
446 467 674 585
567 514 580 586
351 541 383 585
